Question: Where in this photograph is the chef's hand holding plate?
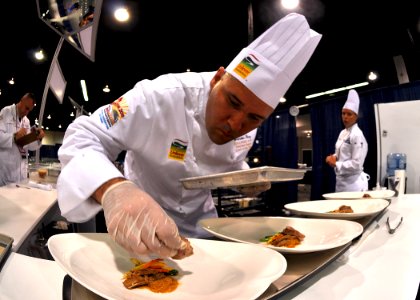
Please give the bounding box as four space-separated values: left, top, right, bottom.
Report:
101 181 184 258
233 181 271 197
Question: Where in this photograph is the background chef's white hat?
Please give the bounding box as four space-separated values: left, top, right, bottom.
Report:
226 13 322 108
343 89 360 114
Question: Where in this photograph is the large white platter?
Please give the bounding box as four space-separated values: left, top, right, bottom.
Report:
48 233 286 300
284 199 390 219
180 166 306 189
199 217 363 254
322 190 395 200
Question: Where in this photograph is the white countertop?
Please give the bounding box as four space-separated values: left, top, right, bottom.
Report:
0 252 66 300
278 194 420 300
0 184 58 251
0 194 419 300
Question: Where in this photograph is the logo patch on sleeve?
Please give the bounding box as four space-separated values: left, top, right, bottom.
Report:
168 139 188 161
99 97 129 129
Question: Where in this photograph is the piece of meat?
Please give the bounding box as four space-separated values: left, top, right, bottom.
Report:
172 236 193 259
282 226 306 241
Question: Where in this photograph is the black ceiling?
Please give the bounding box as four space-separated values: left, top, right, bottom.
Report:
1 0 419 132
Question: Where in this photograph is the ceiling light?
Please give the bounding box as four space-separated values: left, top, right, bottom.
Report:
368 71 378 81
305 82 369 99
80 80 89 101
281 0 299 10
58 124 62 129
114 7 129 22
35 50 45 61
8 78 14 85
47 114 51 119
279 97 286 103
103 85 110 93
70 112 74 117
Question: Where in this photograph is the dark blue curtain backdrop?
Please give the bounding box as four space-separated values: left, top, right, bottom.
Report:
310 80 420 200
249 107 298 214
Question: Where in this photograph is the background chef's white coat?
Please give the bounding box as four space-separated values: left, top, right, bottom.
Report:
0 103 41 186
57 71 256 237
334 123 369 192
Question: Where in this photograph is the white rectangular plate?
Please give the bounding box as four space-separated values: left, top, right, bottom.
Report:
48 233 287 300
199 217 363 254
180 166 306 189
284 199 390 219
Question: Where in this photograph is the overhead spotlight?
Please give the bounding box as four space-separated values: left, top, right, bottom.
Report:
114 7 129 22
58 124 62 129
103 85 110 93
70 111 75 117
9 78 15 85
279 97 286 103
47 114 51 119
368 71 378 81
35 50 45 61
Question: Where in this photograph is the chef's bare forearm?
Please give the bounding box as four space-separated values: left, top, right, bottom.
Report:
92 177 127 203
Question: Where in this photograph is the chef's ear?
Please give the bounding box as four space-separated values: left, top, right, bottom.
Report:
210 67 226 89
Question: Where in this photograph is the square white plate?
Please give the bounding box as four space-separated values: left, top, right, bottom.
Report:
199 217 363 254
48 233 286 300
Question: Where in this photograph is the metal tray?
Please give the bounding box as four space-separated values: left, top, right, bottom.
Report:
180 166 306 189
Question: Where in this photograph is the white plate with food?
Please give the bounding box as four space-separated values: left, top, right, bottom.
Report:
48 233 286 300
322 190 395 200
284 199 390 219
199 217 363 254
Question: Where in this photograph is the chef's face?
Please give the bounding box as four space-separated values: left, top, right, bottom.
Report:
205 67 273 145
17 95 35 118
341 108 358 128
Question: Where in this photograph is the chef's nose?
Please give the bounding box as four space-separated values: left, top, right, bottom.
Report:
228 112 245 132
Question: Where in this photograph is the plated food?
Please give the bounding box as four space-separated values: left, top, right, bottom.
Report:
199 217 363 254
323 190 395 200
284 199 389 219
261 226 305 248
48 233 286 300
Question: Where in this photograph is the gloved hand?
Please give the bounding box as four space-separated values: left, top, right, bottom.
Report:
233 181 272 197
101 180 184 258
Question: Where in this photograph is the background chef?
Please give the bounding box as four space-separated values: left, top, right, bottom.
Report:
325 89 369 191
57 13 322 258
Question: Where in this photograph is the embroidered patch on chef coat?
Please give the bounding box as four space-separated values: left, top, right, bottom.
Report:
99 97 129 129
234 134 253 152
168 139 188 161
232 54 260 79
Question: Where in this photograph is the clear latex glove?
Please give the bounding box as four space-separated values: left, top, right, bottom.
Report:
233 181 272 197
101 181 183 258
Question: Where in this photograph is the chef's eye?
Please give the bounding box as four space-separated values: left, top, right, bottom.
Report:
228 98 241 109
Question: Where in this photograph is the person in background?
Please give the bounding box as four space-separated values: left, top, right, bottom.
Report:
325 89 369 192
57 13 322 258
0 92 45 186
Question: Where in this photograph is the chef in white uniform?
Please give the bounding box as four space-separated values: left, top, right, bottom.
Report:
326 89 369 192
0 93 45 186
57 13 321 258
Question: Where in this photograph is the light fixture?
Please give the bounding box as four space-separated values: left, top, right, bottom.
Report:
114 7 129 22
58 124 62 129
70 112 75 117
80 80 89 101
35 50 45 61
368 71 378 81
8 78 14 85
103 85 110 93
279 97 286 103
47 114 51 119
305 82 369 99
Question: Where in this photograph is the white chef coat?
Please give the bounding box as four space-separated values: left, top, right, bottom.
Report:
334 123 369 192
0 103 41 186
57 71 256 237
